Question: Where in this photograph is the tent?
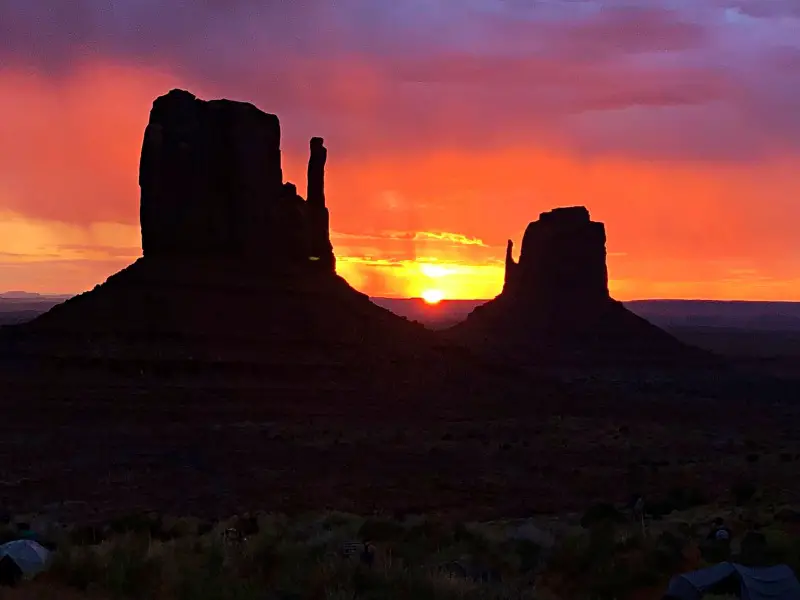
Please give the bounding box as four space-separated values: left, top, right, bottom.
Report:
664 562 800 600
0 540 51 581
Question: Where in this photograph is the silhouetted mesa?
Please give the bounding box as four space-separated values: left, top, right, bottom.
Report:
449 207 709 366
139 89 333 271
8 89 436 371
504 207 608 307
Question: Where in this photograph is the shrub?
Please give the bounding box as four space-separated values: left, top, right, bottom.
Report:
49 544 105 591
68 524 106 546
107 512 161 536
762 530 800 573
0 526 17 545
669 486 708 511
104 535 162 597
740 531 769 567
700 539 732 563
649 531 686 572
732 481 758 506
774 508 800 524
580 503 626 529
358 517 406 542
172 541 249 600
402 517 457 549
647 486 707 518
514 539 542 573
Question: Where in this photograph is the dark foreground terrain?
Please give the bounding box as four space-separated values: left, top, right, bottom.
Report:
6 497 800 599
2 354 800 528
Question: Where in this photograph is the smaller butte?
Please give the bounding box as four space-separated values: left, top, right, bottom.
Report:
447 206 714 367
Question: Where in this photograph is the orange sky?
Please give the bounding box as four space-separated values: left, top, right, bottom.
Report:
1 1 799 302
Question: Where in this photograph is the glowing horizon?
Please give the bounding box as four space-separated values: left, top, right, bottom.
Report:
3 212 798 302
421 289 445 304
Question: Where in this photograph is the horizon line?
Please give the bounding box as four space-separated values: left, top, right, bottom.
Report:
4 290 800 305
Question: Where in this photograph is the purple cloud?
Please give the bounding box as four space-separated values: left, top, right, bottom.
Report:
723 0 800 18
0 0 798 161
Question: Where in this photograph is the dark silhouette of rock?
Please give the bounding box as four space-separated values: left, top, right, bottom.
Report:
138 89 334 272
4 90 440 373
448 206 712 366
508 207 609 308
306 137 335 271
503 240 517 294
307 137 326 208
139 90 282 260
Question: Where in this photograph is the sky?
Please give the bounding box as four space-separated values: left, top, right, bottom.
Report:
0 0 799 300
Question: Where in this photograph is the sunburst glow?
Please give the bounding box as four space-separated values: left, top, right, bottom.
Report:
419 264 456 279
421 289 445 304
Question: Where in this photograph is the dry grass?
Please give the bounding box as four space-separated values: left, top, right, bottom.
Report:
3 497 799 600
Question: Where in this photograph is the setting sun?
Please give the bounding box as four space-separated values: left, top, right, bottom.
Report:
422 289 444 305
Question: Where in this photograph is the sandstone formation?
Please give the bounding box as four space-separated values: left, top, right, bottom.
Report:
449 207 708 366
138 89 334 271
504 207 608 308
3 90 436 375
306 137 335 271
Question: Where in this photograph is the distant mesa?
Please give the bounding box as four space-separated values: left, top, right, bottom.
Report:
448 206 711 366
6 89 435 370
503 206 609 309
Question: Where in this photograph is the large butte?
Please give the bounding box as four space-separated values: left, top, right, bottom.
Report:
4 90 443 377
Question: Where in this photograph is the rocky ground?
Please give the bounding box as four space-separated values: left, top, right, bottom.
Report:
2 358 800 526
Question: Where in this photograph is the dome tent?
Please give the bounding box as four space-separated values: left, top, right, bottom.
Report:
663 562 800 600
0 539 51 586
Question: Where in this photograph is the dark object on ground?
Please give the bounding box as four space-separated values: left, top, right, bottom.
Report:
233 516 259 537
0 555 23 587
69 525 105 546
740 531 769 567
446 207 718 367
439 560 502 584
197 520 215 536
701 541 732 564
340 540 375 567
732 481 758 506
580 502 626 529
653 531 687 571
642 487 708 520
774 509 800 524
664 562 800 600
222 528 248 545
632 496 645 517
701 518 733 563
707 518 732 542
360 542 375 568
